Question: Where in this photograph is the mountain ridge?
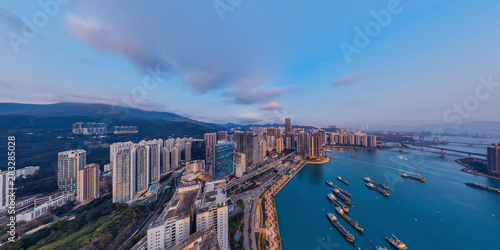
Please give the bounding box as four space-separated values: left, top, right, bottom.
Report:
0 102 221 129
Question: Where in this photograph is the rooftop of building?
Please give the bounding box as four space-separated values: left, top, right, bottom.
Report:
170 224 219 250
199 180 227 209
165 188 199 219
150 185 200 228
58 149 86 155
83 163 99 168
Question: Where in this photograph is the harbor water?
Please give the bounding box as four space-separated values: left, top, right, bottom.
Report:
275 141 500 249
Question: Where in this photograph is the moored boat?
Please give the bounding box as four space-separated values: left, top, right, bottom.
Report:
326 193 349 213
365 182 390 197
331 184 351 197
337 176 350 186
327 213 355 242
334 206 363 232
333 188 351 204
363 177 389 189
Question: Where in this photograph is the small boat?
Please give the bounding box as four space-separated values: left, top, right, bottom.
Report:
351 155 355 157
376 247 388 250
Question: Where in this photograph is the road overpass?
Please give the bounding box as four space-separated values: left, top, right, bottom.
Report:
226 152 295 190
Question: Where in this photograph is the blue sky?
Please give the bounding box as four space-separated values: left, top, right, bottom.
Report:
1 0 499 127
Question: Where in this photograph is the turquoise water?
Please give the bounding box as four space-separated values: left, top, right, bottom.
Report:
275 146 500 249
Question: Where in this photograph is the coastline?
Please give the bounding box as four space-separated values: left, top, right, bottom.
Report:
456 159 500 181
258 160 306 249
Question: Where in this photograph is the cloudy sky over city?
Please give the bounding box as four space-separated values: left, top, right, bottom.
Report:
1 0 499 126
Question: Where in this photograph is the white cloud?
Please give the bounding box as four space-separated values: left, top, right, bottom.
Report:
236 113 263 124
259 102 284 111
334 70 369 86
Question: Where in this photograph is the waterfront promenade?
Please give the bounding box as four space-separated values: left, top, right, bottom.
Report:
256 160 306 249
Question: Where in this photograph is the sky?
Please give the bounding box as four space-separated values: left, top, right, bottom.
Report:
1 0 500 127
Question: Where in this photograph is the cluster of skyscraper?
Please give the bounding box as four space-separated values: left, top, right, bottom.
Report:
57 150 100 203
329 132 377 148
260 120 377 160
281 128 325 159
110 137 206 203
205 130 266 181
147 180 228 250
235 132 261 168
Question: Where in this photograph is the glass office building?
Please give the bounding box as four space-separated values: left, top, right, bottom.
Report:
212 142 235 180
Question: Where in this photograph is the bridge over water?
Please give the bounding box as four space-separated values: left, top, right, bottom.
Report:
396 145 487 160
422 145 487 157
445 141 491 147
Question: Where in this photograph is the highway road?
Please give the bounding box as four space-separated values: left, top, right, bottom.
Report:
128 173 181 249
230 154 299 250
130 154 296 250
130 237 147 250
227 153 294 190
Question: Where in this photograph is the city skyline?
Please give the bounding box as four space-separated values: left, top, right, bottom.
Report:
1 1 500 127
2 112 500 248
2 2 500 249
